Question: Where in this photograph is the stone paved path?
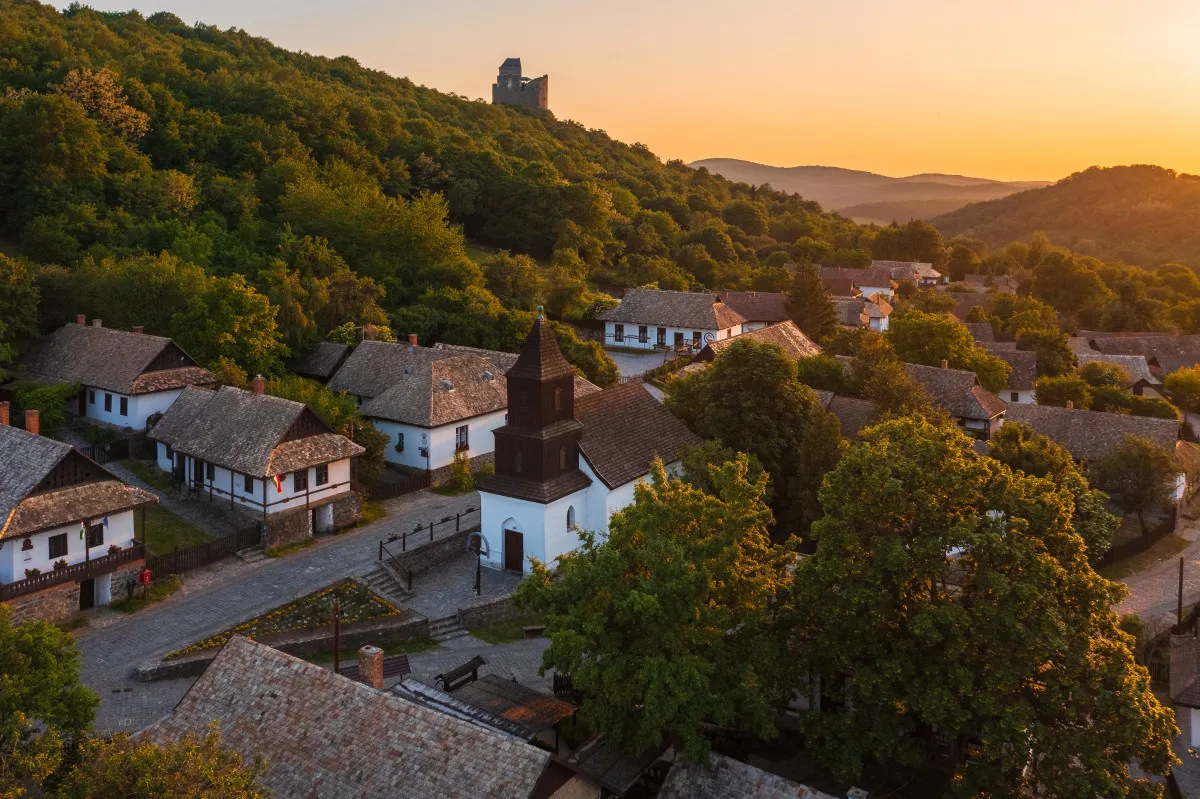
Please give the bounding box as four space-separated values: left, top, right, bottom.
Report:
1115 520 1200 622
405 552 523 620
76 489 481 733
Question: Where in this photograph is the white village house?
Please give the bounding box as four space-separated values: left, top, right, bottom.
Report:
19 317 213 430
598 288 745 352
148 379 364 548
834 294 893 331
328 338 599 479
0 404 154 621
476 316 699 574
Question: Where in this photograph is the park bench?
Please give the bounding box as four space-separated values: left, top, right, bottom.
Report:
436 655 486 691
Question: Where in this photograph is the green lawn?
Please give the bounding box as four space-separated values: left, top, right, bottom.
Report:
468 613 543 645
120 458 174 493
135 505 211 556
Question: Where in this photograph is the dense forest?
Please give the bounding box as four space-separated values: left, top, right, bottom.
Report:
933 165 1200 269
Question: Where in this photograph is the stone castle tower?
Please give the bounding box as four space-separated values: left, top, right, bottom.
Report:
491 58 549 110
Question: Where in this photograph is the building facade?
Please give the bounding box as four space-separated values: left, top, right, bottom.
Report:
598 288 745 352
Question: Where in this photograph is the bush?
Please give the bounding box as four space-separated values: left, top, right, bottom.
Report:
448 450 474 493
13 380 79 431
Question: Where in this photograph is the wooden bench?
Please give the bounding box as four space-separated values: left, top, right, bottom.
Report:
522 625 546 639
436 655 486 691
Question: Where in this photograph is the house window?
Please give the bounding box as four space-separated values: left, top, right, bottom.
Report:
657 327 666 346
1010 392 1019 402
395 432 404 453
614 323 624 343
119 396 128 416
88 390 95 405
567 505 576 530
244 474 254 494
104 393 112 412
638 325 648 343
315 464 329 486
206 463 214 480
455 425 469 452
294 470 308 492
692 331 701 348
86 523 103 549
48 533 68 560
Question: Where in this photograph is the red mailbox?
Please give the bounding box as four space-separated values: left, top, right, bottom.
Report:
138 569 152 585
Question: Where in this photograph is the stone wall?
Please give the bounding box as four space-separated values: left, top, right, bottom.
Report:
109 558 146 603
389 526 479 577
331 491 362 529
428 452 494 487
4 581 80 625
458 594 523 628
264 506 312 551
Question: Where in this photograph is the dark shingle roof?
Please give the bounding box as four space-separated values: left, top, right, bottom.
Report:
659 754 835 799
872 259 940 282
819 266 896 288
814 391 880 440
328 340 442 400
833 298 868 327
701 322 821 362
1091 334 1200 358
1003 404 1178 460
361 355 508 426
0 424 71 533
966 322 996 343
946 292 992 321
23 323 211 395
982 345 1036 391
432 342 600 395
716 291 788 323
291 341 352 380
1075 352 1158 386
507 317 578 381
149 386 363 476
598 289 745 330
822 277 861 298
576 383 700 488
144 637 551 799
906 363 1007 420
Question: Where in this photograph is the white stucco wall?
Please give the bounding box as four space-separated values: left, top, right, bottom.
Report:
868 316 889 332
84 386 183 430
162 448 353 515
373 409 507 471
1 509 136 584
604 321 739 352
1004 390 1035 405
859 285 894 299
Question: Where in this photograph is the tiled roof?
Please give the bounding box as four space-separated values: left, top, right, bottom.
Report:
290 341 352 380
701 322 821 362
0 423 71 535
946 292 992 321
1004 404 1178 460
506 317 578 382
432 342 600 396
659 754 836 799
873 259 940 281
906 363 1007 420
966 322 996 343
814 391 880 440
143 637 551 799
1154 354 1200 375
598 289 746 330
833 297 868 327
1068 336 1095 356
149 386 363 476
576 383 701 488
821 277 861 298
22 323 211 395
1092 334 1200 359
717 291 789 323
565 736 663 796
361 355 508 427
819 266 896 288
982 345 1037 391
328 340 443 400
863 294 893 318
1075 352 1158 386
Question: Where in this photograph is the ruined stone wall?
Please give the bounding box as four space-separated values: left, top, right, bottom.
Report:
492 75 549 109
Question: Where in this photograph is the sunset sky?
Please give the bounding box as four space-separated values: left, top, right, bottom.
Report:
56 0 1200 181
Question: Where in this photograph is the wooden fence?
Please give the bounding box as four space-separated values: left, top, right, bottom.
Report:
1095 513 1177 568
80 438 130 464
145 523 262 577
352 473 430 502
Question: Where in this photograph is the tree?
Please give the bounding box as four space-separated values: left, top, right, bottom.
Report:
945 242 981 282
549 321 618 387
1079 360 1130 390
1034 374 1091 408
871 219 946 268
1091 435 1182 535
721 199 769 236
1015 328 1076 377
170 274 288 376
52 67 148 139
848 331 936 417
53 726 264 799
887 310 1010 393
680 441 770 501
795 354 849 394
791 417 1175 796
902 288 956 314
516 458 793 760
482 251 546 310
13 381 79 432
1166 365 1200 414
786 264 838 344
0 605 98 797
265 375 388 479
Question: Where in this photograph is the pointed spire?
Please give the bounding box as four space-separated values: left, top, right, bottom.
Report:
506 316 575 381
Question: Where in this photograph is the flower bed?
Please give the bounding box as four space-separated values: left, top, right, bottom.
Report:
167 580 400 659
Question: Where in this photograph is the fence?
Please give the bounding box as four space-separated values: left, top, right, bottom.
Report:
378 506 478 554
0 543 147 601
618 374 645 385
1096 513 1177 568
80 437 131 464
145 523 262 578
351 472 430 502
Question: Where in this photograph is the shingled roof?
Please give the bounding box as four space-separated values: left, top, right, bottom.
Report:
361 355 508 427
946 292 992 321
1091 334 1200 358
23 323 212 395
327 340 442 400
982 345 1037 392
576 383 701 488
906 363 1007 420
598 288 745 330
716 291 789 324
1004 404 1178 460
1075 352 1159 386
0 424 155 539
144 636 551 799
149 386 363 476
822 277 861 298
814 390 880 440
450 674 576 733
834 297 869 327
873 259 941 282
966 322 997 343
819 266 896 289
659 754 836 799
699 321 821 362
290 341 352 381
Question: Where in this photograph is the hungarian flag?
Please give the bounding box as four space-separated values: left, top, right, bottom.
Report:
273 474 283 493
79 521 85 540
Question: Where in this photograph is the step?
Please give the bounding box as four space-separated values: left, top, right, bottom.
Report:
237 546 266 564
428 615 465 641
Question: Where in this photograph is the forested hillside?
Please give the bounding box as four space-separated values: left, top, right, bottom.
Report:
0 0 886 381
933 165 1200 269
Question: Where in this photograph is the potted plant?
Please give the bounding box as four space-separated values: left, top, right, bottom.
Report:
108 544 121 556
53 559 68 570
24 568 40 579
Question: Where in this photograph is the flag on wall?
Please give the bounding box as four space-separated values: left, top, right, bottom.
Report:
273 474 283 493
102 515 109 528
79 521 85 540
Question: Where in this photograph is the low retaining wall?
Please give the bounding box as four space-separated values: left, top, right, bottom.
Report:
458 594 522 628
390 526 479 577
429 453 495 487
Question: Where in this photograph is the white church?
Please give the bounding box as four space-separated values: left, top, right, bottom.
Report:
476 315 699 574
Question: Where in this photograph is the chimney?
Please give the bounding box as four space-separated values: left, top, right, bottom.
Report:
132 325 144 335
0 401 8 426
940 359 948 369
252 375 265 395
408 333 418 347
76 313 86 325
358 645 384 689
91 318 102 328
24 409 39 437
1066 400 1074 409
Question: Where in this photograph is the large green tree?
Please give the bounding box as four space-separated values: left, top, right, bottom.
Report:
170 274 288 376
791 417 1176 797
1091 435 1181 534
887 309 1010 393
516 457 793 760
785 264 838 344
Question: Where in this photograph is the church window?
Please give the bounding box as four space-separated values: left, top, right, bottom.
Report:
567 505 576 530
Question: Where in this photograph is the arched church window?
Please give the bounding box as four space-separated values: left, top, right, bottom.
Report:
567 505 576 530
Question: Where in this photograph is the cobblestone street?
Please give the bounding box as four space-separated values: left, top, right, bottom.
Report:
1114 520 1200 622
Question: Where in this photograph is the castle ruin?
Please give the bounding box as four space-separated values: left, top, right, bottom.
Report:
491 58 548 110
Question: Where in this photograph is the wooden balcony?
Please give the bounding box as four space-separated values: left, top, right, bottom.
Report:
0 542 146 601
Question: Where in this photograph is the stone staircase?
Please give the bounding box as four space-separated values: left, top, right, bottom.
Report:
428 614 468 643
360 564 410 606
237 546 267 564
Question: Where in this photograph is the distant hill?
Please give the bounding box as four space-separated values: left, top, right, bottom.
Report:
688 159 1048 217
932 165 1200 269
837 199 976 225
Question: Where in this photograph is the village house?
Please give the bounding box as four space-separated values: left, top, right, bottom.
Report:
597 288 745 351
696 320 821 363
819 266 897 299
821 277 861 299
289 340 352 384
477 316 699 574
328 338 599 479
18 317 212 430
1075 352 1165 397
1082 334 1200 381
980 344 1037 404
966 322 997 344
716 290 789 331
0 403 154 622
873 259 943 287
833 294 893 331
1003 403 1179 462
148 379 364 548
946 291 993 322
814 390 880 441
906 362 1007 439
1172 630 1200 749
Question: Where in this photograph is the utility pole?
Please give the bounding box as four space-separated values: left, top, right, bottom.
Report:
1179 557 1185 630
333 597 342 674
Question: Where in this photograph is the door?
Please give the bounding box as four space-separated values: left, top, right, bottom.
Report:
673 331 684 348
79 579 95 611
504 529 524 573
